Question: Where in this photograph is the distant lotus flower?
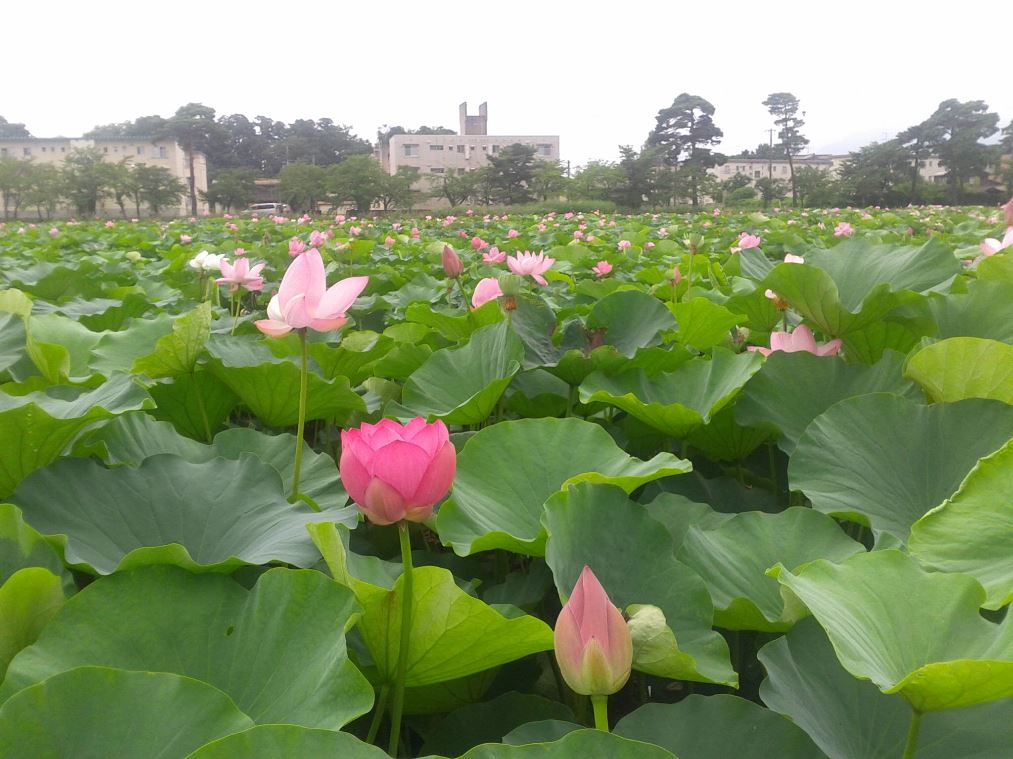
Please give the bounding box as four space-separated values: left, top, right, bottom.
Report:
234 247 246 256
574 231 584 240
471 236 488 250
105 220 115 228
48 228 59 237
979 227 1013 256
384 236 396 247
339 418 457 526
554 566 633 697
349 226 362 236
834 222 854 237
658 227 669 237
644 242 655 250
672 266 682 285
592 260 613 278
289 237 307 257
713 208 721 216
217 257 265 292
335 214 346 223
188 250 223 272
783 254 805 264
471 277 503 308
255 248 368 338
508 229 520 238
617 240 632 251
442 245 463 278
749 325 842 357
180 234 192 243
732 233 761 253
300 214 312 223
411 227 420 238
508 251 555 286
309 230 327 248
538 224 547 232
483 246 506 263
565 212 575 220
391 223 401 231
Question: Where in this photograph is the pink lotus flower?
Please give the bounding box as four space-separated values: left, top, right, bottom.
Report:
48 228 59 237
255 248 368 338
234 247 246 256
483 246 506 264
471 236 488 250
105 220 115 228
554 566 632 697
644 242 655 250
592 260 613 278
783 254 805 264
289 237 307 257
731 233 761 253
979 227 1013 256
574 231 584 240
508 229 520 238
834 222 854 237
180 234 191 243
384 236 396 247
507 251 555 286
309 230 327 248
411 227 420 238
442 245 463 278
748 325 842 357
617 240 632 251
339 418 457 526
1003 197 1013 227
217 257 265 293
335 214 346 224
471 277 503 308
672 267 682 285
349 226 362 236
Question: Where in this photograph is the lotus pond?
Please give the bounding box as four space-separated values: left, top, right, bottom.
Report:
0 205 1011 758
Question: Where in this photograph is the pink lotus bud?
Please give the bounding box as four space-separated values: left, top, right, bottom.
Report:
442 245 464 278
289 237 307 257
617 240 632 251
471 277 503 309
554 566 632 696
339 418 457 525
672 267 682 285
385 236 396 247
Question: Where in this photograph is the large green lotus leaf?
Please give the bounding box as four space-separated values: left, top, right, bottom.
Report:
672 297 744 351
684 405 770 462
0 313 26 376
0 666 254 759
437 417 691 556
735 350 917 453
678 508 864 631
585 289 676 356
419 692 574 757
267 329 395 385
839 315 929 363
789 395 1013 540
25 313 103 383
909 440 1013 609
579 348 763 438
760 618 1013 759
82 416 347 511
9 454 357 574
0 375 152 497
132 303 212 378
502 721 582 746
147 369 239 441
543 483 736 686
976 250 1013 284
1 566 372 727
89 313 174 376
396 322 523 425
357 565 553 688
0 503 66 585
206 336 365 427
770 550 1013 711
905 337 1013 403
614 695 823 759
0 568 64 680
405 300 503 342
926 280 1013 343
456 729 677 759
184 725 387 759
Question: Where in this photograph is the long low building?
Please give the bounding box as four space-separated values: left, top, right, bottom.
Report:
0 136 208 217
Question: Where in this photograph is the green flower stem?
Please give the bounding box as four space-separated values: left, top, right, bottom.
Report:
365 685 390 747
388 522 414 756
191 369 212 443
230 291 240 335
902 709 923 759
290 329 309 502
591 694 610 732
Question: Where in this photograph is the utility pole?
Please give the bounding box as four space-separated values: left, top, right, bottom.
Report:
766 128 775 180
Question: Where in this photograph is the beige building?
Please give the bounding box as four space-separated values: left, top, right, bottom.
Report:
376 102 560 207
0 136 208 217
709 153 963 187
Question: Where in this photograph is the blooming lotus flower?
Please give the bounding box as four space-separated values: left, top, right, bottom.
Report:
1003 197 1013 227
339 418 457 526
783 254 805 264
234 247 246 256
48 227 59 237
483 246 506 263
255 248 368 338
617 240 632 251
592 261 613 278
834 222 854 237
471 277 503 308
508 251 555 286
554 566 632 697
105 220 115 229
289 237 307 257
349 226 362 236
748 325 842 357
471 236 488 250
309 230 327 248
731 233 761 253
384 236 396 247
508 229 519 238
188 250 223 272
979 227 1013 256
442 245 463 278
180 234 192 243
216 257 265 292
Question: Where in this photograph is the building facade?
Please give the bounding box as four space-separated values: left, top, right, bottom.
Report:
0 136 208 217
707 153 966 187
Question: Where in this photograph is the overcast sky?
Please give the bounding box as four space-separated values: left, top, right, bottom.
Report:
3 0 1010 167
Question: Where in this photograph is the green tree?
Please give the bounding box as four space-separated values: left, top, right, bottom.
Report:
0 116 31 139
614 146 662 209
326 155 386 213
762 92 809 206
21 164 64 220
754 177 788 208
133 164 184 216
925 99 1000 203
896 119 943 203
794 166 839 208
570 161 625 202
530 161 568 201
164 103 226 216
486 143 536 204
433 170 479 206
61 148 110 216
376 167 420 211
204 168 257 213
647 93 725 207
836 141 911 207
101 159 136 218
278 162 327 214
0 156 35 218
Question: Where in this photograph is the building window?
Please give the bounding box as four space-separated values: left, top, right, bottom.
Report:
430 167 445 174
429 144 444 151
158 146 167 158
22 147 31 156
0 148 7 156
491 145 499 154
456 144 465 153
403 143 419 157
103 147 108 153
60 147 66 152
136 146 144 155
754 170 761 178
537 144 552 157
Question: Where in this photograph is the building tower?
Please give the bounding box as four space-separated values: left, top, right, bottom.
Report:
459 102 488 136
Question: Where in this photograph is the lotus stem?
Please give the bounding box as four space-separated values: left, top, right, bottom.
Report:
901 709 922 759
290 329 309 502
591 694 610 732
365 685 389 746
388 522 415 756
192 369 212 443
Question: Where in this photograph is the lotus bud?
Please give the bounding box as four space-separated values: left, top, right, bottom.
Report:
442 245 463 279
554 566 632 696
